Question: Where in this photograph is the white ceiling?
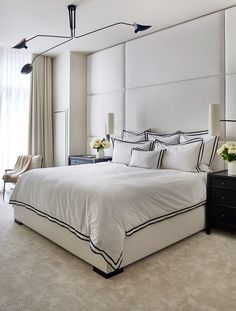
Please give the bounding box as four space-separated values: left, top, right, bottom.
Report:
0 0 236 56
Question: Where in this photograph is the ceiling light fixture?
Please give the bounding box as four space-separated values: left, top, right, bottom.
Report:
13 4 151 74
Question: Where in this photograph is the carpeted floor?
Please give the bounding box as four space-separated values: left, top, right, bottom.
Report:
0 202 236 311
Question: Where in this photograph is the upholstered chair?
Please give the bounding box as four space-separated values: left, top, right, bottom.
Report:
2 155 43 199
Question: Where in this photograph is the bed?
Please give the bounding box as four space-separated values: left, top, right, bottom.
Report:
10 160 207 278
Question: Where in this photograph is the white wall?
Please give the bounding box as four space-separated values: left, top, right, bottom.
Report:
87 8 236 145
53 52 87 166
87 44 125 154
225 7 236 141
69 52 87 155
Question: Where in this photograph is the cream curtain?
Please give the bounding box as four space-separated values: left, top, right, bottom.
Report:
0 48 31 189
28 56 53 167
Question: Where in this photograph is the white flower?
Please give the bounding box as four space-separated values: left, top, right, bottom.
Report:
217 145 224 155
228 146 236 154
90 137 110 150
105 141 111 148
102 141 107 148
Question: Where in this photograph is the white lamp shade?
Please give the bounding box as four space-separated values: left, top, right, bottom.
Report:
209 104 220 136
107 113 114 135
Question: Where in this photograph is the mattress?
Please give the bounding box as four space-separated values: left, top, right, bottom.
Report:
10 162 207 270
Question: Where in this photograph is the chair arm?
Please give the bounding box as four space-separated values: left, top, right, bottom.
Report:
5 169 13 174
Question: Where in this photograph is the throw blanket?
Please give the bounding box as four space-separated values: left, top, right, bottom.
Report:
10 162 207 270
3 155 32 182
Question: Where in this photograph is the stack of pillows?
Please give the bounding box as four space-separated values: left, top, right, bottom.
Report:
111 129 219 172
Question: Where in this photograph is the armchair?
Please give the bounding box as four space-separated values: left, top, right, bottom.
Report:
2 155 43 199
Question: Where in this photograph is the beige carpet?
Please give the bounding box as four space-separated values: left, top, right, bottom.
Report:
0 203 236 311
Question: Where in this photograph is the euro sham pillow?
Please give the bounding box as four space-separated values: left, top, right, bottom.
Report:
147 131 180 144
112 138 152 165
154 138 204 172
180 130 219 172
122 129 151 142
129 148 166 169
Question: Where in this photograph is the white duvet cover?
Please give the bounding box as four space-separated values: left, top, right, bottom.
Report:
10 162 207 270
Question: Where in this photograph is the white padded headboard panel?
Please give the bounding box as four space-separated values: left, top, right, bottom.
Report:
87 44 125 95
126 12 224 89
225 7 236 74
225 8 236 142
126 76 224 133
225 75 236 141
87 92 125 137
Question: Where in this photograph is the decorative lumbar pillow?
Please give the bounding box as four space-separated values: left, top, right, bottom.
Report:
147 131 180 144
129 148 166 169
154 138 204 172
112 138 152 165
122 129 151 142
180 130 219 172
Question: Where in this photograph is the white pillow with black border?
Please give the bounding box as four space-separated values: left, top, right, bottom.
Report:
147 131 180 144
122 129 151 142
112 138 152 165
129 148 166 169
180 130 219 172
154 138 204 172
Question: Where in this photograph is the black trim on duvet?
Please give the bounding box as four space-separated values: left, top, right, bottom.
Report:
10 198 206 270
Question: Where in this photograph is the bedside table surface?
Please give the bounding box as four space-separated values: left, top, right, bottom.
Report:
68 155 112 166
211 170 235 177
70 155 112 159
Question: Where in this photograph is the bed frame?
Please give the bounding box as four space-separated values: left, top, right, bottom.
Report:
14 204 205 278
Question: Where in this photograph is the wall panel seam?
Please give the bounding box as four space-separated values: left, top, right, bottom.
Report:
126 73 225 92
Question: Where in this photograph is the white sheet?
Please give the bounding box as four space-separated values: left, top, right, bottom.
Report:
10 162 207 270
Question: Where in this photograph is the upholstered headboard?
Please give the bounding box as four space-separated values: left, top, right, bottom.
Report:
87 8 236 172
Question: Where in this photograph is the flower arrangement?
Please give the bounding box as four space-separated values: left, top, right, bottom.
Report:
217 143 236 162
89 138 111 152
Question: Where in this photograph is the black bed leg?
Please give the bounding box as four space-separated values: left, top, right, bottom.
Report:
93 266 124 278
14 219 23 225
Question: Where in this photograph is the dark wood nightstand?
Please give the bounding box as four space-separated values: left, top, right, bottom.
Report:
68 155 112 166
206 170 236 234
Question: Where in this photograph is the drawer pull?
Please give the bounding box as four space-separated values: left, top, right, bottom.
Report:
221 196 225 200
221 182 225 186
221 214 225 218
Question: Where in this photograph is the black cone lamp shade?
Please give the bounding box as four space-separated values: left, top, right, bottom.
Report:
14 4 152 74
21 63 33 74
13 38 28 49
134 23 152 33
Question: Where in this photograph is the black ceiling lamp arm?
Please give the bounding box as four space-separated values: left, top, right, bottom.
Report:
21 37 73 74
17 4 151 73
74 22 134 39
13 4 76 49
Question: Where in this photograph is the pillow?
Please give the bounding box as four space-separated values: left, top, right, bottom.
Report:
180 131 219 172
147 131 180 144
122 129 151 142
154 138 204 172
112 138 152 165
129 148 166 169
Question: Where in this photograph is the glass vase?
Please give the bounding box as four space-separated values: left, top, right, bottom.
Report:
96 149 104 159
228 161 236 176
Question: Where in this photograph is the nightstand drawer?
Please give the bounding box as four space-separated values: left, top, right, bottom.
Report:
70 158 91 165
213 206 236 225
211 188 236 207
211 177 236 189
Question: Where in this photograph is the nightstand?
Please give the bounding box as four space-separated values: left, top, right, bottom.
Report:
206 170 236 234
68 155 112 166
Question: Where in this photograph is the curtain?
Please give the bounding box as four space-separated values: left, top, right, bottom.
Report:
28 55 53 167
0 48 31 189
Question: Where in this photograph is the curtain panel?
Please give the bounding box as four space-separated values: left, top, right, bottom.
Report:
0 48 31 187
28 56 53 167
